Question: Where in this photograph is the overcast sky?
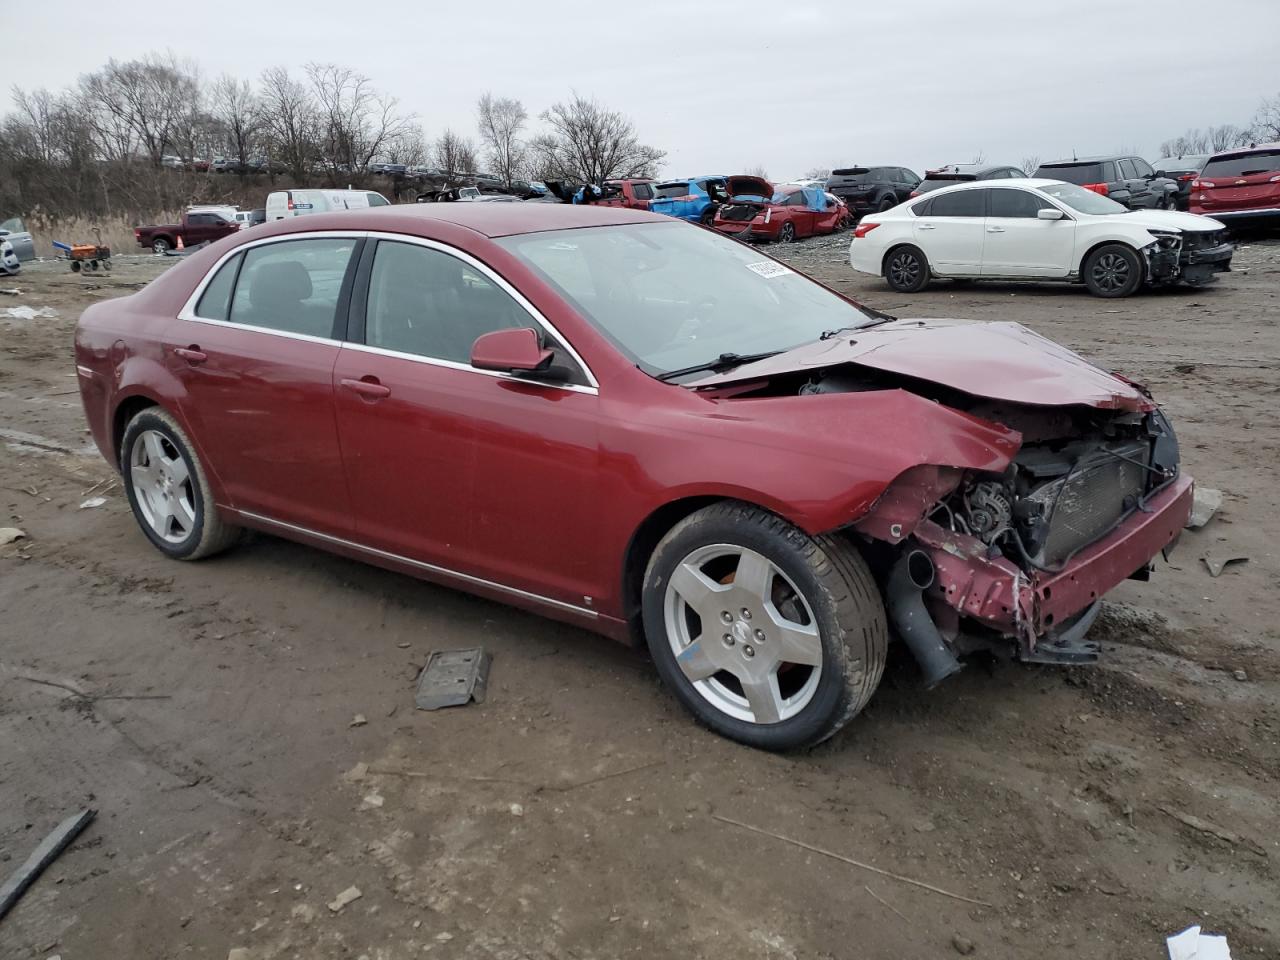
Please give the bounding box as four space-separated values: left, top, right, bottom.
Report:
10 0 1278 180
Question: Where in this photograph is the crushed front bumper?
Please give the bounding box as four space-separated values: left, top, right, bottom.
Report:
911 473 1193 656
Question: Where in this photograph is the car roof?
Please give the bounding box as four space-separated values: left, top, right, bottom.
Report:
1207 140 1280 159
259 202 664 239
1041 156 1131 165
912 178 1061 196
925 163 1019 176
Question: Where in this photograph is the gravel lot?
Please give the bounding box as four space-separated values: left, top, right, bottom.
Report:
2 237 1277 959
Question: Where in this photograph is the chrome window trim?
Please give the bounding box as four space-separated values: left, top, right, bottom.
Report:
174 228 601 393
235 509 597 619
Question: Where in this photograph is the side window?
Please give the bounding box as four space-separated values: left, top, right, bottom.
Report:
928 190 986 217
194 253 242 321
0 217 24 233
988 189 1050 218
632 183 654 201
1117 159 1137 179
785 192 808 207
1131 158 1154 178
367 193 390 207
365 241 586 384
1102 161 1119 182
228 238 356 337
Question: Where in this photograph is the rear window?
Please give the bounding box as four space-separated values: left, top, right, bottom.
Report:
1201 149 1280 178
1038 163 1106 185
367 193 389 207
653 182 692 198
830 167 872 182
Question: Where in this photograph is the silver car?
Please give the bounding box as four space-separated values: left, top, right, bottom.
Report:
0 217 35 261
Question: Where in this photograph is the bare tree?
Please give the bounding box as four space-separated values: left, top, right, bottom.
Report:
433 129 478 175
803 167 831 180
259 66 318 181
211 75 260 169
1250 93 1280 142
1020 155 1040 176
970 149 985 164
743 164 769 180
384 122 429 166
306 63 415 178
1159 129 1209 157
79 53 200 165
476 93 527 187
535 94 665 183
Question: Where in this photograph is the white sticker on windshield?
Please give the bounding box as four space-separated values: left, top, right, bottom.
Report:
745 260 792 279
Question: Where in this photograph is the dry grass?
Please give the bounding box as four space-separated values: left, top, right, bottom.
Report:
25 212 180 260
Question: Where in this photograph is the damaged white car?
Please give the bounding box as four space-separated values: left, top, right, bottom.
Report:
849 179 1233 298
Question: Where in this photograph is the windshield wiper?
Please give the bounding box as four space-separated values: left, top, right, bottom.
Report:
655 350 782 382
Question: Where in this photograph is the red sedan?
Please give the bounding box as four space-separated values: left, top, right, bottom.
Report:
75 204 1192 750
713 184 846 242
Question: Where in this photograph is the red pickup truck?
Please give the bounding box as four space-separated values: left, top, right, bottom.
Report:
135 212 239 254
598 179 655 209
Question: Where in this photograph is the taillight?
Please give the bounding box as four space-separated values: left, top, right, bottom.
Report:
287 198 295 210
1270 174 1280 183
908 190 920 198
1083 182 1109 196
1178 173 1195 182
1197 180 1215 189
853 222 880 239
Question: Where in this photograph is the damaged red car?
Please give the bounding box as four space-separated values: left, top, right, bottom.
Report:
75 204 1192 751
713 184 848 242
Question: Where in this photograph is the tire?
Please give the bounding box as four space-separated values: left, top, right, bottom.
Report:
699 207 716 225
883 244 930 293
152 237 171 254
641 501 887 751
1083 243 1142 298
777 221 796 243
121 407 241 561
1159 195 1176 211
878 196 897 213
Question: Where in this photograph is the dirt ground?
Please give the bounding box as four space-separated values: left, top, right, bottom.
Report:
2 238 1277 960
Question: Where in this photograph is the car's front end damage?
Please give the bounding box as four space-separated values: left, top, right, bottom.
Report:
1141 225 1233 287
686 319 1194 683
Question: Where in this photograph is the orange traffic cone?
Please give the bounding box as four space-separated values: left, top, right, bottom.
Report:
176 235 184 251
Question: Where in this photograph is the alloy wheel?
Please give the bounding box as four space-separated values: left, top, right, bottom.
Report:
1091 253 1130 293
889 251 920 286
779 223 795 243
663 544 823 724
129 429 196 543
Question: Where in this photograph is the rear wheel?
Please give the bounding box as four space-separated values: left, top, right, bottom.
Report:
878 195 897 212
1083 243 1142 298
777 221 796 243
152 238 171 254
884 245 930 293
121 407 241 560
699 207 716 225
642 502 887 751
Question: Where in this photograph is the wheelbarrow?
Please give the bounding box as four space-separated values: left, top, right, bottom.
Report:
53 228 112 273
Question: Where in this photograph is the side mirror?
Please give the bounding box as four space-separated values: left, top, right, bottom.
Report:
1037 208 1066 221
470 327 555 374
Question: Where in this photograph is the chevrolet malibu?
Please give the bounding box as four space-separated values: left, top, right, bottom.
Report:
75 204 1193 751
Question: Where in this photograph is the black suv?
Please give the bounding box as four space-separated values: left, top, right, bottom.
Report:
826 165 920 215
911 163 1028 197
1034 156 1177 210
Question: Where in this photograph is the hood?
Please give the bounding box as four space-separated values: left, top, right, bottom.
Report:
1113 209 1224 232
686 319 1155 411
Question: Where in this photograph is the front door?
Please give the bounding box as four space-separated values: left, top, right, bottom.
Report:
913 188 987 273
333 238 602 608
167 236 360 535
980 188 1075 278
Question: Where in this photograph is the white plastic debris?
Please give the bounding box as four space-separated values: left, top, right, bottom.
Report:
1186 487 1223 529
0 527 26 545
1167 924 1232 960
2 305 58 320
79 496 108 510
327 885 362 913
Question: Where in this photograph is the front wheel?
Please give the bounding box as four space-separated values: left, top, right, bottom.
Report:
121 407 241 560
642 502 887 751
1083 243 1142 298
884 244 930 293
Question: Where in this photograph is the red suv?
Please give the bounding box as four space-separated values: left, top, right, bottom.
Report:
1190 142 1280 224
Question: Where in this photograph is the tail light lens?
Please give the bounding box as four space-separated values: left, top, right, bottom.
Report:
1196 180 1215 189
287 198 295 210
1178 173 1195 182
853 222 880 239
1083 182 1109 196
1270 174 1280 183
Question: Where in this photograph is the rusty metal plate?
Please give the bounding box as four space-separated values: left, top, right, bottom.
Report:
415 648 490 710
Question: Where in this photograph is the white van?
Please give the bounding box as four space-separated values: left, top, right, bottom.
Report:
265 189 391 221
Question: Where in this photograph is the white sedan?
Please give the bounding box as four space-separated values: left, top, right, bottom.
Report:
848 179 1233 297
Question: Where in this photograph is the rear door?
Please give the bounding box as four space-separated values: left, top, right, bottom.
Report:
784 190 815 235
1197 148 1280 214
168 235 360 535
981 188 1074 277
912 188 987 274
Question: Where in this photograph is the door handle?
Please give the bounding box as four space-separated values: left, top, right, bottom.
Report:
918 223 936 230
173 346 207 364
986 226 1006 233
340 377 391 400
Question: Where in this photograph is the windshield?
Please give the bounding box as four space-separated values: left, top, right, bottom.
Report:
495 222 876 379
1039 182 1129 215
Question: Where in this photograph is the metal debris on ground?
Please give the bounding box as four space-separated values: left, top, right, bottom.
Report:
0 527 26 545
415 647 491 710
1186 487 1223 529
326 885 362 913
1166 924 1232 960
0 808 97 921
1202 554 1248 578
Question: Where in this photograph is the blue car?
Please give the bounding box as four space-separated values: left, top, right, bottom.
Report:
648 175 772 223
